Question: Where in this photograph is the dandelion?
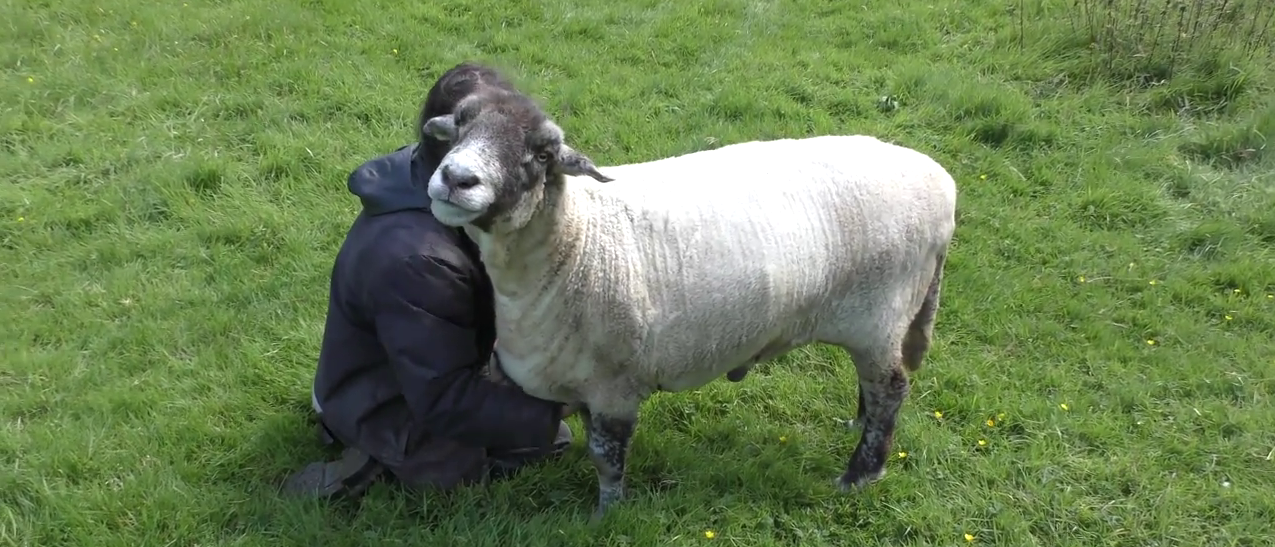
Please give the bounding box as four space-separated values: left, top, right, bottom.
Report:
704 530 716 539
1146 339 1156 345
933 410 943 419
1225 315 1233 321
1077 275 1086 283
1233 288 1242 294
392 48 398 54
965 532 975 542
1059 403 1069 411
979 174 987 180
1149 280 1158 285
897 451 908 458
17 216 24 222
985 419 995 427
779 435 787 443
977 439 987 447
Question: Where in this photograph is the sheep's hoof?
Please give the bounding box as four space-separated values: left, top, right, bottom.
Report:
836 467 886 493
725 366 750 382
588 506 609 525
589 485 623 524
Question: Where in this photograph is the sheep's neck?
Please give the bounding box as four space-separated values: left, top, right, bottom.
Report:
467 179 586 300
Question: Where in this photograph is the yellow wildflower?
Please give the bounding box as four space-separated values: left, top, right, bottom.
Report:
1233 288 1241 294
933 410 943 419
1146 339 1156 345
996 413 1006 421
779 435 787 443
704 530 716 539
1148 280 1158 285
27 77 34 83
985 419 995 427
965 532 975 542
977 439 987 446
392 48 398 54
979 174 987 180
1224 315 1233 321
897 451 908 458
1078 275 1086 283
1059 403 1069 411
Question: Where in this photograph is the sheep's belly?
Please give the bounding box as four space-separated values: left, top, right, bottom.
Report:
652 364 738 393
646 337 793 393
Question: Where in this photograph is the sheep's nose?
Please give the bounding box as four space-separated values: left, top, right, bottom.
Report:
441 164 481 190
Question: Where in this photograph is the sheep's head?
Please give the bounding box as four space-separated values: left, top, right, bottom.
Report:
421 87 612 230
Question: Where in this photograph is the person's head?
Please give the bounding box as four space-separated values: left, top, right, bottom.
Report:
416 62 518 169
419 85 610 230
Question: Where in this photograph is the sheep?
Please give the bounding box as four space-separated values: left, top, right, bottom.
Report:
419 85 957 521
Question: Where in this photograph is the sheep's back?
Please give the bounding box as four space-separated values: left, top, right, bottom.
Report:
558 135 956 389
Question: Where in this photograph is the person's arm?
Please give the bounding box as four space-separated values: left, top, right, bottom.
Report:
368 252 564 451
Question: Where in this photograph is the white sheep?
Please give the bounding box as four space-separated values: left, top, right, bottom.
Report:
419 86 957 521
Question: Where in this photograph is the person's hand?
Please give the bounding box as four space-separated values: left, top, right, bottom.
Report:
486 352 512 385
561 402 582 419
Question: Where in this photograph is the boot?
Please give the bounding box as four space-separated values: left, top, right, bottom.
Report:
281 446 386 500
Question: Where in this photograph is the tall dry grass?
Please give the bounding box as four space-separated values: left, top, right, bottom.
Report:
1063 0 1274 83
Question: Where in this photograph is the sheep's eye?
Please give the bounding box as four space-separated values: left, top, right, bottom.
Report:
535 151 551 163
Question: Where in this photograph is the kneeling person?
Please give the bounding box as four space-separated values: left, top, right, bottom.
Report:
283 62 574 499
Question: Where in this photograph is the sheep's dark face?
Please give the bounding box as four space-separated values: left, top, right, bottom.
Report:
421 88 612 230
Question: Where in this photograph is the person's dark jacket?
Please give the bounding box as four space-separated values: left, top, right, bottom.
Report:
311 142 564 479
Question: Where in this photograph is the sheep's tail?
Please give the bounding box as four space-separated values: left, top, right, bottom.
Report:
901 249 946 372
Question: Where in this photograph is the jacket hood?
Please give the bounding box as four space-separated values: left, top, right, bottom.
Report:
346 143 432 216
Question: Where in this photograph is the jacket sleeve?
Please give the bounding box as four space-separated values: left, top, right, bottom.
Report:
367 252 564 451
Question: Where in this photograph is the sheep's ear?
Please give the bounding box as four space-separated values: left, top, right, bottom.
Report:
422 114 458 142
558 144 613 182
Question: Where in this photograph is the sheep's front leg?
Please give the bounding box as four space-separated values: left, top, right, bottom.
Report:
579 408 636 522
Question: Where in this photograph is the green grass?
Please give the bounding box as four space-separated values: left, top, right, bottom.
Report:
3 0 1275 545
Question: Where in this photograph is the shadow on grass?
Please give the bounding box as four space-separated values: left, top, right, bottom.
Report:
208 390 868 542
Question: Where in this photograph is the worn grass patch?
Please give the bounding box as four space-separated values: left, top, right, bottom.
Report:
3 0 1274 545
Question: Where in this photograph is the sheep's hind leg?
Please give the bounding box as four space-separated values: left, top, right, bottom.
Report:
580 408 636 523
837 346 910 491
842 387 866 431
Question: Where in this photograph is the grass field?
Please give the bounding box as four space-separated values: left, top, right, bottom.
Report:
3 0 1275 545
